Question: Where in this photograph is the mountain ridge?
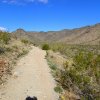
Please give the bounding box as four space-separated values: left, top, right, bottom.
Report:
12 23 100 45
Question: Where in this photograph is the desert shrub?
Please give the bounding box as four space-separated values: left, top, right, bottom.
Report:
49 43 100 57
70 51 99 99
54 86 63 93
0 47 5 54
5 47 13 52
21 39 29 44
42 44 50 50
73 52 94 71
12 45 18 49
49 62 57 70
54 50 100 99
47 59 57 77
63 61 68 70
46 43 100 99
17 50 28 58
0 32 10 44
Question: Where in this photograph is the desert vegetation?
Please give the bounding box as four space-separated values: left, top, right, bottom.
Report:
0 31 10 44
42 43 50 50
21 39 29 44
46 43 100 100
0 31 31 84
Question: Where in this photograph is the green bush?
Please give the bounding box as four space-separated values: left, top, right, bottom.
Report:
42 44 50 50
54 86 63 93
0 32 10 44
21 39 29 44
49 62 57 70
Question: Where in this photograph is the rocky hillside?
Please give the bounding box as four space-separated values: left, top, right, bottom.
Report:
12 23 100 45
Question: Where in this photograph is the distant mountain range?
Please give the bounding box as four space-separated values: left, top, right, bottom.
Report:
12 23 100 45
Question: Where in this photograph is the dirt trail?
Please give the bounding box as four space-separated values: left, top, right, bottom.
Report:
0 46 58 100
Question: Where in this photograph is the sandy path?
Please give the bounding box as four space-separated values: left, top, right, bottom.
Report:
0 46 58 100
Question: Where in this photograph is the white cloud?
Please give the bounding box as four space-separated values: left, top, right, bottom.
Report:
0 27 7 32
1 0 48 5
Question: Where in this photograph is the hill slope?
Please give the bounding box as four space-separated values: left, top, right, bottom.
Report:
12 23 100 45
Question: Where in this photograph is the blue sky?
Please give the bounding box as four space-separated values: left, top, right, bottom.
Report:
0 0 100 32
